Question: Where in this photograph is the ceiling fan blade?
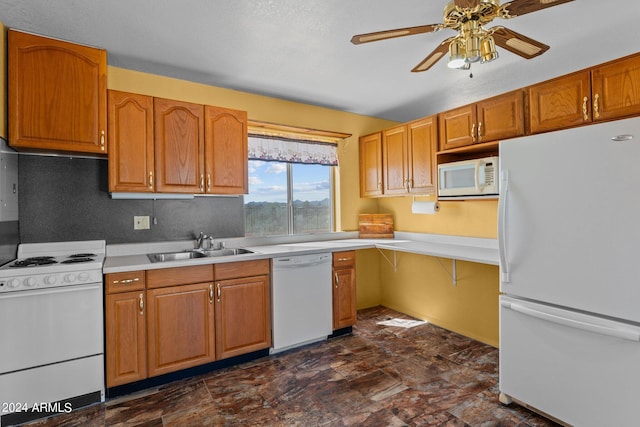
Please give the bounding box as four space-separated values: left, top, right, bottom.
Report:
453 0 481 8
490 26 549 59
351 24 443 45
500 0 574 18
411 38 454 72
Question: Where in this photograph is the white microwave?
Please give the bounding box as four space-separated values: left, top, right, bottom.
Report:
437 156 499 199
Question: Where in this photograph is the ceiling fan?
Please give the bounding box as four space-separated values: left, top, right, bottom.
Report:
351 0 574 72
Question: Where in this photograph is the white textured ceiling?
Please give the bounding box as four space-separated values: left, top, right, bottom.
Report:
0 0 638 122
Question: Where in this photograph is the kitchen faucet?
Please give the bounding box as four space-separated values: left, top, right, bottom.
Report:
195 232 222 251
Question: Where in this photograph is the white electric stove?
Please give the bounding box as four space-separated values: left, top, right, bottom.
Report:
0 240 106 427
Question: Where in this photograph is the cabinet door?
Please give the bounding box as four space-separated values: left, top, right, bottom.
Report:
438 104 476 150
215 275 271 360
407 116 437 195
382 125 409 195
108 91 155 192
591 54 640 122
528 71 591 134
106 291 147 387
333 267 357 329
8 30 107 154
154 98 205 193
147 282 215 377
359 132 383 197
477 91 524 142
204 106 248 194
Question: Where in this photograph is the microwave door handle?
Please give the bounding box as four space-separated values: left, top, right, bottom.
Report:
474 161 481 193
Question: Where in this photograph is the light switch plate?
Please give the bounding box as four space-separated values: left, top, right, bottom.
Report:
134 216 150 230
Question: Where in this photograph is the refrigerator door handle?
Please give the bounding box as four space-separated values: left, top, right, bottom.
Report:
498 169 510 282
501 300 640 342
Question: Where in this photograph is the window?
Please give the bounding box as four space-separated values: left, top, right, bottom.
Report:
245 135 336 236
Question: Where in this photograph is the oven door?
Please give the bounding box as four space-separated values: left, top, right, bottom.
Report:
0 282 103 374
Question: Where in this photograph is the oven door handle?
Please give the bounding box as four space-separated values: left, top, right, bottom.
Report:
0 283 101 299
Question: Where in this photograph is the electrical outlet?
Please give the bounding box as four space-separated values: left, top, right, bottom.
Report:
134 216 150 230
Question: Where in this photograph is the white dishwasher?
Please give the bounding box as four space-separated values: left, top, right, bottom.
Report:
271 253 333 354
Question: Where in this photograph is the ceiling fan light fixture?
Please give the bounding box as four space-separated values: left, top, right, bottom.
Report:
447 38 467 68
465 34 482 63
480 34 499 63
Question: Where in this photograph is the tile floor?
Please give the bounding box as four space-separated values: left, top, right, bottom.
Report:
20 306 560 426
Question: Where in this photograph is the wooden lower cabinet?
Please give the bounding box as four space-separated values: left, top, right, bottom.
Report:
105 271 147 388
146 282 216 377
332 251 357 330
214 260 271 360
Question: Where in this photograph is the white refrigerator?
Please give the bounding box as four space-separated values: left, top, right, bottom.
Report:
498 116 640 426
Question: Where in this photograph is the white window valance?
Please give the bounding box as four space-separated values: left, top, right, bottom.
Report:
248 136 338 166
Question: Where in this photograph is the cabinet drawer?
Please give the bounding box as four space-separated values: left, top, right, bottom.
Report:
333 251 355 268
105 270 146 293
146 265 214 289
214 259 270 281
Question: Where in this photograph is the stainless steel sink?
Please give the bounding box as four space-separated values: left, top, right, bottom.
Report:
203 248 253 257
147 248 253 263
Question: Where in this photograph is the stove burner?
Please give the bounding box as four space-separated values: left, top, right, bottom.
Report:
69 253 97 258
10 256 58 268
61 257 95 264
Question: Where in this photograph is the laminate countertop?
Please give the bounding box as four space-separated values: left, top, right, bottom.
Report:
102 232 499 274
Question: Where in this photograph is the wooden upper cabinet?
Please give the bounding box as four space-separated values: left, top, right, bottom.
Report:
204 106 248 194
8 30 107 154
438 104 477 150
407 116 437 194
439 91 524 150
108 91 155 192
477 91 524 142
382 125 409 195
359 132 383 197
154 98 205 193
528 71 591 134
591 54 640 122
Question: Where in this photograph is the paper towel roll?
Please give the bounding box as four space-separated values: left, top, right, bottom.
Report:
411 200 440 214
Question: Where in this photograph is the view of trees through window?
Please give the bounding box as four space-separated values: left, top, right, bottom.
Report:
245 161 332 236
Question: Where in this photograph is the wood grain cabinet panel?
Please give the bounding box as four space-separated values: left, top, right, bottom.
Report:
438 105 477 150
108 90 155 192
407 116 437 194
105 290 147 387
591 54 640 122
477 91 524 142
154 98 205 193
382 125 409 195
204 106 248 194
527 71 592 134
332 251 357 330
147 282 216 377
215 274 271 360
8 29 107 154
359 132 383 197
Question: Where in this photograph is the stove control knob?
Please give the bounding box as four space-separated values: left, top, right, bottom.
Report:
24 277 37 287
64 273 77 283
78 272 90 282
7 279 20 288
44 275 58 285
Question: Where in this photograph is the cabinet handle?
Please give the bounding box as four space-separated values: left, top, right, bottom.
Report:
207 173 211 191
593 93 600 119
113 277 140 284
377 181 382 189
582 96 589 121
209 284 214 304
200 174 205 191
477 122 483 142
149 171 153 190
471 123 476 142
138 293 144 315
334 272 339 288
338 258 351 262
100 130 105 151
216 283 221 303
